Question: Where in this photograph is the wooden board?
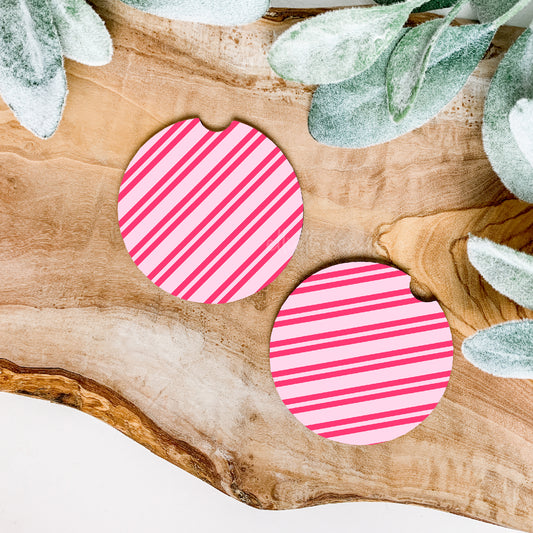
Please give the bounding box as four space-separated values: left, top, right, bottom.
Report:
0 3 532 530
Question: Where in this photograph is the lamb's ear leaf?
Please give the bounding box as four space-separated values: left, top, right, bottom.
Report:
483 29 533 203
268 1 426 85
119 0 270 26
470 0 531 26
0 0 67 138
48 0 113 66
309 23 494 148
509 98 533 168
467 235 533 310
387 0 468 122
462 320 533 379
374 0 459 13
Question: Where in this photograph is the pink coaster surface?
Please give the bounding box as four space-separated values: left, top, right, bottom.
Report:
270 262 453 445
118 119 303 303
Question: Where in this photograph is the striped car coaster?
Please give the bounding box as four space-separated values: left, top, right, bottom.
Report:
270 262 453 445
118 119 303 303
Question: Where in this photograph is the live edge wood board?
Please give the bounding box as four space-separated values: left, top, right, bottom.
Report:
0 2 532 530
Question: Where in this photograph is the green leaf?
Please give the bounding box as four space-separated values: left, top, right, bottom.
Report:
0 0 67 138
509 98 533 167
374 0 459 13
309 23 494 148
470 0 532 25
387 0 468 121
462 320 533 379
467 235 533 310
118 0 270 25
48 0 113 66
483 29 533 203
268 1 426 85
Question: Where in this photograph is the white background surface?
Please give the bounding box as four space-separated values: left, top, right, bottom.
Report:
1 2 531 532
0 393 506 533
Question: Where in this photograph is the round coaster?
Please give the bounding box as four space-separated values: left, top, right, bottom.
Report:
118 119 303 303
269 262 453 445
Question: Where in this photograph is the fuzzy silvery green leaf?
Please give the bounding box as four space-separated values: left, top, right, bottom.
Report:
509 98 533 167
462 320 533 378
119 0 270 25
268 1 426 85
48 0 113 66
309 23 494 148
470 0 532 25
0 0 67 138
386 0 467 121
374 0 459 13
467 235 533 310
483 29 533 203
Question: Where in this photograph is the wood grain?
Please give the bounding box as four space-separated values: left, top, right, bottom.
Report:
0 3 532 529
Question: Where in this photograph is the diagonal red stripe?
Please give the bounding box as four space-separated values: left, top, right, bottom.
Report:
156 150 284 273
211 210 303 303
143 132 265 278
122 122 185 185
132 133 271 263
270 321 450 358
175 177 299 298
260 257 292 291
120 129 216 229
119 119 199 201
121 121 241 237
289 381 449 414
271 340 454 379
307 403 438 431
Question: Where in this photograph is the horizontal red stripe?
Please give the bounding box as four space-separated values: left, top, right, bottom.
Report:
307 402 438 431
290 270 404 295
276 288 412 317
289 381 448 414
318 414 429 439
274 297 417 328
270 312 445 349
300 263 390 284
270 321 450 358
282 370 452 405
275 351 452 388
271 340 454 379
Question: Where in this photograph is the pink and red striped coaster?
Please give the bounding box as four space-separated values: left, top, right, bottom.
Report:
118 119 303 303
270 262 453 445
